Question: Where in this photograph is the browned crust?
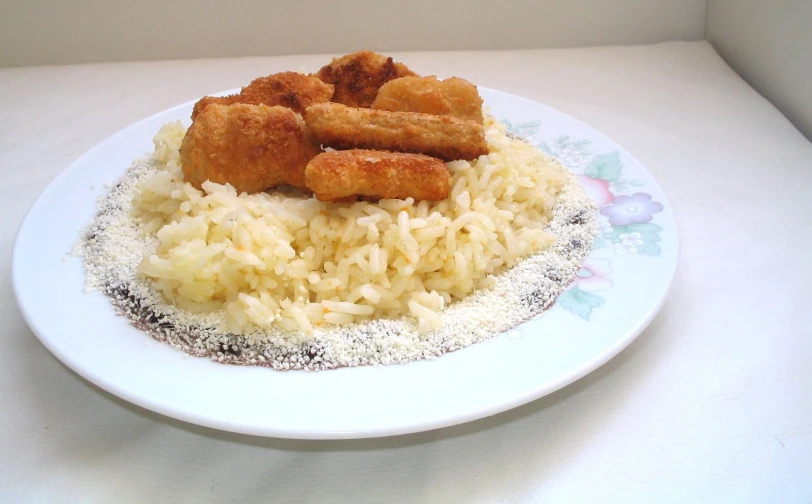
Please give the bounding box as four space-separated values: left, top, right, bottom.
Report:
180 103 320 193
191 72 334 120
304 102 488 161
371 76 484 123
192 95 241 120
315 50 417 108
305 149 451 201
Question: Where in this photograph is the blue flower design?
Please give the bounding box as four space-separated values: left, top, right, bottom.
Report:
600 193 663 226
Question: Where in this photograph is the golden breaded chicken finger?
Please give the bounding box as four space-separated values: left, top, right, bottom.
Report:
305 150 451 202
305 103 488 161
371 76 484 123
181 103 321 193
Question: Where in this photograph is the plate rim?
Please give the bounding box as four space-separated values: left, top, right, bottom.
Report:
12 86 679 439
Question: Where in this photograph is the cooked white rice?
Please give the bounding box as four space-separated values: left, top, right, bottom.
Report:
131 116 566 336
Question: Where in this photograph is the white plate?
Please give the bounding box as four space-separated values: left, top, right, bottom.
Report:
12 88 678 439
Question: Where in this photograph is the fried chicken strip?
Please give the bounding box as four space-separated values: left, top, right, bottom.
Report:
191 72 334 119
371 76 484 123
180 103 320 193
305 103 488 162
316 50 417 108
305 150 450 202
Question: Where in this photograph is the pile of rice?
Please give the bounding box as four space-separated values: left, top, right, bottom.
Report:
131 116 566 335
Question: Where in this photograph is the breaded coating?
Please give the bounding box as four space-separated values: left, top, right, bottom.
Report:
191 72 334 119
305 150 451 202
180 103 321 193
371 76 484 122
305 102 488 161
316 50 417 108
192 95 241 120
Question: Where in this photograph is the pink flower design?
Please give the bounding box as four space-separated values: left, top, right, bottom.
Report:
577 175 614 208
573 258 613 292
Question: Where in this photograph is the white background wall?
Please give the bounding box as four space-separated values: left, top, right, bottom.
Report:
0 0 707 67
2 0 809 139
706 0 812 140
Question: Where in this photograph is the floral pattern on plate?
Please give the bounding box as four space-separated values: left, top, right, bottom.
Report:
502 123 666 320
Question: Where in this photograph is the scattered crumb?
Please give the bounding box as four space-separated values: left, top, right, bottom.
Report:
75 144 597 371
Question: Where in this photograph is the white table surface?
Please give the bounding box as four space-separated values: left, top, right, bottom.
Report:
2 41 811 503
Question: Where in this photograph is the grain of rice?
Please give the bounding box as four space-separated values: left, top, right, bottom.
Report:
128 115 565 336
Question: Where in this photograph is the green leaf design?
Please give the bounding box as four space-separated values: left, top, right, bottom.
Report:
602 225 626 242
518 120 541 134
502 119 541 137
626 223 662 233
603 223 662 256
635 241 661 256
558 287 605 320
585 152 623 182
553 135 571 148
